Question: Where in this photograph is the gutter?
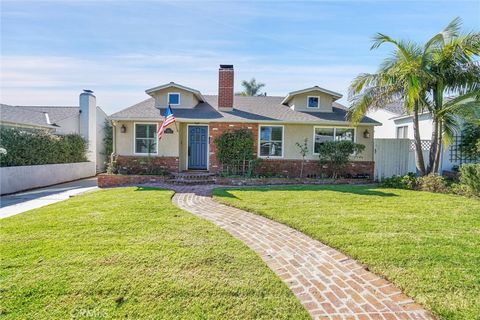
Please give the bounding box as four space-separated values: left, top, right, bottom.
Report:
108 118 381 126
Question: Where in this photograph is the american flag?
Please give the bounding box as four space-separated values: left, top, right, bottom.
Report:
157 105 176 140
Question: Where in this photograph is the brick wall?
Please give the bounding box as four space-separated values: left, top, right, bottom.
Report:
209 122 259 172
255 159 374 179
98 174 168 188
116 156 179 174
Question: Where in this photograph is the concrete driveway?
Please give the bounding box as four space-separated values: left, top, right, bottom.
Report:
0 177 98 219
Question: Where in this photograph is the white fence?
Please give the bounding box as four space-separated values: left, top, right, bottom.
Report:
374 139 411 180
0 162 96 195
374 138 474 180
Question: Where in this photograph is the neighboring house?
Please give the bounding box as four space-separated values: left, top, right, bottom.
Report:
109 65 380 178
367 102 474 172
0 91 108 171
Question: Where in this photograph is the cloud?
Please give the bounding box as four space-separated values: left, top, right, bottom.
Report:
1 54 376 113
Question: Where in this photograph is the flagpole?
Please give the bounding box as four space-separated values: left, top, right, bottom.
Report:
170 104 179 133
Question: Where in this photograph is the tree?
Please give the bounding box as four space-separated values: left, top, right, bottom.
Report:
237 78 266 96
349 17 480 175
295 138 309 178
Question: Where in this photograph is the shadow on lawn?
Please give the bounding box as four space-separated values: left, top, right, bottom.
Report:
215 185 399 199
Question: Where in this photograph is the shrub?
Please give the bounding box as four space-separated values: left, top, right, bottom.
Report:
380 173 417 189
459 163 480 196
317 141 365 179
0 127 87 167
417 174 449 193
215 129 254 175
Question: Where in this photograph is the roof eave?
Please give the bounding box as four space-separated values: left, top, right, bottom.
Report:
145 82 205 102
109 116 380 126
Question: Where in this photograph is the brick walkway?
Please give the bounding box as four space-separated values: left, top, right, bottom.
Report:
158 184 434 320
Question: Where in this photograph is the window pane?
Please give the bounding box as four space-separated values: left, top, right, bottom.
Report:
308 97 319 108
260 126 283 156
136 124 157 139
135 138 157 154
314 128 334 153
136 124 147 138
260 127 271 141
335 128 354 141
169 93 179 104
271 127 283 141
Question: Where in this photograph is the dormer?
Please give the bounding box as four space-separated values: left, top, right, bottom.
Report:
281 86 342 112
145 82 205 109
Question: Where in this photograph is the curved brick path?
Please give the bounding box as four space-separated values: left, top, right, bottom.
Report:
160 184 434 320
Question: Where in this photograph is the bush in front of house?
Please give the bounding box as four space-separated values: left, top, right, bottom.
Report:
317 141 365 179
459 163 480 196
380 164 480 197
380 173 417 189
215 129 255 176
0 127 87 167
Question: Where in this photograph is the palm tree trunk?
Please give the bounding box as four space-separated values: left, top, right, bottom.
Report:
427 116 439 174
433 121 443 173
412 102 426 175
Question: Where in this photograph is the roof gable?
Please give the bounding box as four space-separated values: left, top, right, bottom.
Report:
282 86 343 105
145 82 205 102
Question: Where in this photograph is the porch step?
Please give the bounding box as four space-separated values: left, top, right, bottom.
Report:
169 172 216 185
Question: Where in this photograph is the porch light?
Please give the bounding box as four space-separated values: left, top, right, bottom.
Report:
121 125 127 133
363 129 370 138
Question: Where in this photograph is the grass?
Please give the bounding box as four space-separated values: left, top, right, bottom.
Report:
0 187 309 319
213 185 480 320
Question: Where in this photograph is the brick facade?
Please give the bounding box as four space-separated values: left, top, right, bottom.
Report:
256 159 374 179
116 156 179 175
208 122 259 172
98 174 169 188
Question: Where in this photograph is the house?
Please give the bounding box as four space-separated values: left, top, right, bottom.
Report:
367 103 474 172
0 91 108 171
109 65 380 178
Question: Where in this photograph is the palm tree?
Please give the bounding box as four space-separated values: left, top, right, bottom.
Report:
349 17 479 175
237 78 266 96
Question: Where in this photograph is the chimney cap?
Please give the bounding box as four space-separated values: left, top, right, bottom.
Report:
83 89 94 94
219 64 233 69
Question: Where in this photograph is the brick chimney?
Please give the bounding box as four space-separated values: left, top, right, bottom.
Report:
218 64 234 111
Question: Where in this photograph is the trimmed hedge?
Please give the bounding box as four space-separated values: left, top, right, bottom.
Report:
0 127 87 167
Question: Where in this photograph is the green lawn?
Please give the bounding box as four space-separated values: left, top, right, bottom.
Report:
0 187 308 319
213 185 480 320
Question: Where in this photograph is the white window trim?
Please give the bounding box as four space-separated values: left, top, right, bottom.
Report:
168 92 181 105
312 126 356 155
307 96 320 109
133 122 159 156
186 124 210 170
258 124 285 158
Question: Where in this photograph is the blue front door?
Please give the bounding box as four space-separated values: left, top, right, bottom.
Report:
188 126 208 170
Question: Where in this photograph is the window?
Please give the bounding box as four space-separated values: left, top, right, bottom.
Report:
314 127 355 153
168 93 180 105
307 96 319 108
135 124 157 154
335 128 355 141
259 126 283 157
396 126 408 138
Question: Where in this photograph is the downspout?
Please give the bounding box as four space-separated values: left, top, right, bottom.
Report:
111 121 117 167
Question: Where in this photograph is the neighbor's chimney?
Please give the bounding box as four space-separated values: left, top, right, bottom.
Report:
79 89 97 167
218 64 234 111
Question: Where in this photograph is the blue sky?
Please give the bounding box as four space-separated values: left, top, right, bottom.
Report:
1 0 479 114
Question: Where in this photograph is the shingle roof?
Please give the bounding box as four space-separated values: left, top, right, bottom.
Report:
383 102 406 115
0 104 81 129
110 95 380 125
